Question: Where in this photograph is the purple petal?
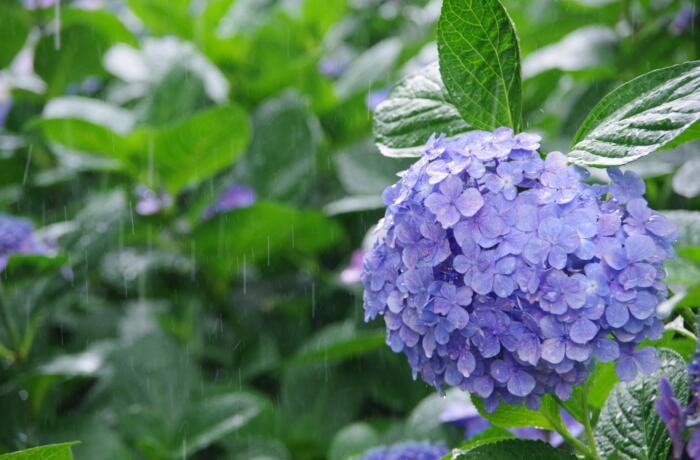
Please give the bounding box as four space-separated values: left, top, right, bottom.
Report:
615 356 638 381
458 351 476 377
439 175 464 200
569 318 598 344
628 290 657 320
625 234 656 263
593 338 619 363
605 302 629 328
490 360 511 383
634 346 660 375
508 370 536 397
455 188 484 217
541 338 566 364
472 376 494 398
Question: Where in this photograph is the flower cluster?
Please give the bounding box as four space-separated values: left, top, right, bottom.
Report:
361 128 677 411
354 441 448 460
656 336 700 459
202 184 256 220
0 215 48 270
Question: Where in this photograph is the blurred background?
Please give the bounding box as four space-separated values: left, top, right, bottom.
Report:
0 0 699 459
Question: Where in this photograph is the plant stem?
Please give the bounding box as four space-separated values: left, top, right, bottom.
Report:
0 283 20 361
553 420 594 459
582 383 603 460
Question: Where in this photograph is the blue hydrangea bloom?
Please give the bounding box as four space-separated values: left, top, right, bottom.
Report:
0 215 47 270
354 441 448 460
362 128 677 411
202 184 256 219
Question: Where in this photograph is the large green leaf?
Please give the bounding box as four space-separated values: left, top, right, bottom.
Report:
437 0 522 131
374 63 472 158
0 3 31 69
34 26 107 97
594 348 689 460
127 0 193 38
38 105 251 194
178 392 265 458
471 394 559 430
34 9 135 96
36 118 131 162
559 361 617 424
447 439 576 460
328 423 379 460
143 104 251 194
289 322 384 366
335 140 413 194
235 92 316 204
0 443 78 460
569 61 700 166
334 38 403 100
191 202 343 277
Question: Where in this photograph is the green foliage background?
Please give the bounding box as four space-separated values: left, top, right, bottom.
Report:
1 0 700 459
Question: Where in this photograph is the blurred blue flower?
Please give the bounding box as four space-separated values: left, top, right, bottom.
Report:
341 250 365 285
655 377 686 458
671 5 696 35
366 85 392 111
362 128 677 411
354 441 448 460
202 184 256 220
0 215 49 270
134 186 172 216
656 326 700 459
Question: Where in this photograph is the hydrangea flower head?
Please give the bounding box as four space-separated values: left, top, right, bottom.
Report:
0 215 48 270
361 128 677 411
354 441 448 460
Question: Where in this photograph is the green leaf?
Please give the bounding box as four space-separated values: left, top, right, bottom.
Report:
334 38 403 100
449 426 515 453
560 361 617 424
569 61 700 166
437 0 522 131
289 321 384 366
328 423 380 460
522 25 617 79
447 439 577 460
57 8 137 46
144 104 251 194
594 348 689 460
405 388 469 441
235 92 317 204
335 140 413 194
43 96 135 134
35 26 107 97
34 9 135 97
191 202 343 277
471 394 559 430
36 118 131 162
127 0 193 38
0 443 79 460
0 3 31 69
374 63 472 158
178 392 264 458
